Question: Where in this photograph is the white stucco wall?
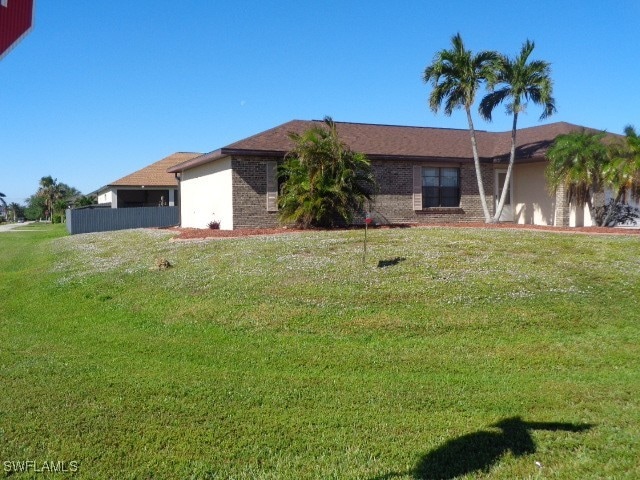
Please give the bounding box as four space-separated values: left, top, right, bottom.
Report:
180 157 233 229
627 192 640 210
512 163 556 226
569 203 593 227
97 189 114 206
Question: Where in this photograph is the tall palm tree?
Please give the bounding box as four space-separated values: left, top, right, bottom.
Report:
37 176 55 220
424 33 498 222
37 176 66 221
545 129 608 223
480 40 556 222
278 117 377 228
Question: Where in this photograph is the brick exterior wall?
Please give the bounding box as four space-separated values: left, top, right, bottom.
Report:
370 160 494 224
230 156 497 228
227 154 605 229
231 156 281 229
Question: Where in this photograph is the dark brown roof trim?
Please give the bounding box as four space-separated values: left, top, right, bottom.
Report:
366 154 492 163
221 148 288 158
220 149 492 164
167 149 224 173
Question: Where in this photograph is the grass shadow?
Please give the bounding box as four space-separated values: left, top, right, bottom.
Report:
377 257 406 268
371 416 593 480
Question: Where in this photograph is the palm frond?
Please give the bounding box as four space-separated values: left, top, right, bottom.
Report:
479 87 510 121
480 39 555 124
545 129 608 202
279 119 377 228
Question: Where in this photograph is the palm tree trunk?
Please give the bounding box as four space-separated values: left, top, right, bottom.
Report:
493 112 519 223
466 107 492 222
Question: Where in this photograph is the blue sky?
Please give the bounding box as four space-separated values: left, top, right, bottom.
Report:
1 0 638 203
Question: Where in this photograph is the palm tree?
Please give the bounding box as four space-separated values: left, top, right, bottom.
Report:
74 195 97 207
37 176 66 221
37 176 55 221
545 129 608 223
424 33 498 222
54 198 70 223
7 202 23 222
480 40 556 222
278 117 377 228
615 125 640 199
624 125 640 200
600 125 640 225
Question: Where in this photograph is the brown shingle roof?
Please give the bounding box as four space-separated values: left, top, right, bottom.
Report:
168 120 614 173
487 122 613 161
225 120 483 159
108 152 201 188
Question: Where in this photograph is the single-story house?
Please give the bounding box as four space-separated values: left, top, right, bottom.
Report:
95 152 201 208
167 120 608 230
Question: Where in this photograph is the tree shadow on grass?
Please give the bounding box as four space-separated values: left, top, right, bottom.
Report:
371 416 593 480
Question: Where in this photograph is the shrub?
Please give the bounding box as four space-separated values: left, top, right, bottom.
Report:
595 200 640 226
208 220 221 230
278 117 377 228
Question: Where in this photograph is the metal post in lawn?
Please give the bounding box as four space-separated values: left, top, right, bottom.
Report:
363 213 372 264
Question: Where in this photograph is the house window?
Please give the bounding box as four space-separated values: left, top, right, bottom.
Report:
422 167 460 208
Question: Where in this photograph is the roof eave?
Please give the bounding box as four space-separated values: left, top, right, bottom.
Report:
366 154 493 163
167 149 226 173
107 183 178 188
221 148 288 158
184 148 493 164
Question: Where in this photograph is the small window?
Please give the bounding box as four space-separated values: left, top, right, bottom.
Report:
422 167 460 208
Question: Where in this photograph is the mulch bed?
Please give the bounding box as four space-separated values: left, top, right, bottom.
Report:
169 227 306 240
165 223 640 240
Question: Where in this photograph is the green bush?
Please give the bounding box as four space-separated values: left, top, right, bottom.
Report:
278 117 377 228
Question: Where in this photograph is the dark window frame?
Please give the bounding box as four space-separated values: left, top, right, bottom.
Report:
422 167 461 208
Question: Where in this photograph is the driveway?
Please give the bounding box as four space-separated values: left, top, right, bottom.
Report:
0 221 36 232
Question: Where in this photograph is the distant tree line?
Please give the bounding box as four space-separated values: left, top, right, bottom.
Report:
1 176 96 223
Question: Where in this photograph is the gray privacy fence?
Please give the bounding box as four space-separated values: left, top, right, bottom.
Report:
66 206 179 235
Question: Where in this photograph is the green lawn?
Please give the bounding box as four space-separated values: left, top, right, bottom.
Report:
1 224 638 479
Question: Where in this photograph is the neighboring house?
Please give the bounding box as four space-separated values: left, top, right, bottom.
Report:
95 152 201 208
168 120 608 230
